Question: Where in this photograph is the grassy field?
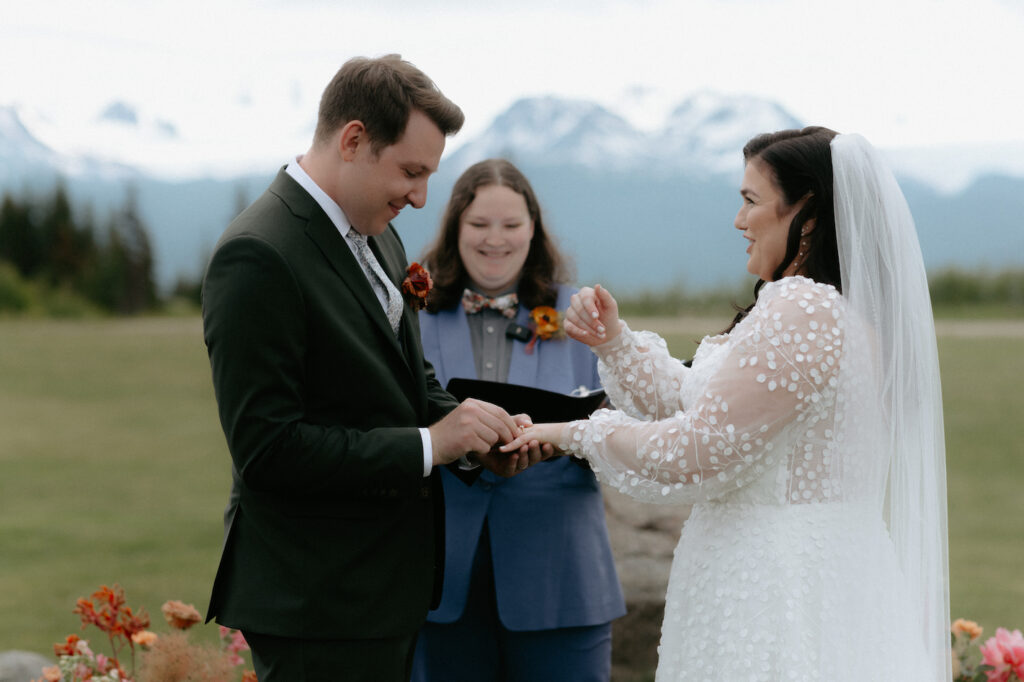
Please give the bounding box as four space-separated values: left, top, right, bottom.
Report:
1 315 1021 668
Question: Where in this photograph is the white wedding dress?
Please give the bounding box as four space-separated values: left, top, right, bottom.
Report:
563 276 933 681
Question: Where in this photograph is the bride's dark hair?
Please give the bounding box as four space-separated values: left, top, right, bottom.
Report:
726 126 842 332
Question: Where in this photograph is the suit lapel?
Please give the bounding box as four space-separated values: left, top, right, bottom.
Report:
272 172 407 361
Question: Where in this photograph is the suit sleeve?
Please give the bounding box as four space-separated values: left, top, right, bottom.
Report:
203 233 425 497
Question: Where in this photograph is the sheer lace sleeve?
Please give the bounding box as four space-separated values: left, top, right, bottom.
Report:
592 324 690 420
563 278 844 504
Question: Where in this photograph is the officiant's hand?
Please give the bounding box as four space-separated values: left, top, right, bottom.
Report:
429 399 521 466
499 422 568 456
566 284 622 346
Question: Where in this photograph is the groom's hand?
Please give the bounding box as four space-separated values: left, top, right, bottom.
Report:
473 415 556 477
429 399 520 467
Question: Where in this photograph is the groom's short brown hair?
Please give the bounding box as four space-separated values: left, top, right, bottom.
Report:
313 54 464 153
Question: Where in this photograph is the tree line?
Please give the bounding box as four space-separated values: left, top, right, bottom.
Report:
1 183 1021 318
0 184 158 315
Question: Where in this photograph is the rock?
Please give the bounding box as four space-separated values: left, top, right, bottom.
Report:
0 650 54 682
602 486 691 681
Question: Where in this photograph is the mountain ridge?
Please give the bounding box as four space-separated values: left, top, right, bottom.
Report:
1 94 1022 293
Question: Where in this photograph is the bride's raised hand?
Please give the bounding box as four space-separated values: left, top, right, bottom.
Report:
565 284 621 346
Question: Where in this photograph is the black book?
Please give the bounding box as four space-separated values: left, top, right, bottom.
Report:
445 378 606 422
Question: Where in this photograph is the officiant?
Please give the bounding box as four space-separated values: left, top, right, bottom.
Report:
411 159 625 681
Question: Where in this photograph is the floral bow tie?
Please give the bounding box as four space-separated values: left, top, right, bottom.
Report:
461 289 519 319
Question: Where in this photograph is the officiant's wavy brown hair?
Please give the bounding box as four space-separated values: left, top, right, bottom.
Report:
422 159 570 313
314 54 464 153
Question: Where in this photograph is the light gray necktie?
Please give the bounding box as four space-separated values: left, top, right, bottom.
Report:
349 229 403 335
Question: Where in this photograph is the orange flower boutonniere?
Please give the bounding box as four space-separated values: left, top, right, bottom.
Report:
524 305 565 354
401 262 433 311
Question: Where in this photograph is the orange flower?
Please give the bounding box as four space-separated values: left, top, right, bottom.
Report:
530 306 561 339
35 666 62 682
401 262 433 311
952 618 984 640
53 633 81 657
524 306 563 354
120 604 151 638
131 630 158 647
241 671 259 682
73 584 149 639
161 600 202 630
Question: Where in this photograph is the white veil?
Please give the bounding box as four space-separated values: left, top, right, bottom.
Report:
831 133 951 680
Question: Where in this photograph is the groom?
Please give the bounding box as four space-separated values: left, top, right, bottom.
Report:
202 55 536 681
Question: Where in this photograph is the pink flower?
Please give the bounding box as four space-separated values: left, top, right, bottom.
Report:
219 625 250 666
980 627 1024 681
75 639 94 658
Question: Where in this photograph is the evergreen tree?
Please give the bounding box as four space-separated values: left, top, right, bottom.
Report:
103 187 157 313
0 193 43 277
39 183 82 286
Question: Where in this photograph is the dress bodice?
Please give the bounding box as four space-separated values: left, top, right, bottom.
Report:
562 276 932 681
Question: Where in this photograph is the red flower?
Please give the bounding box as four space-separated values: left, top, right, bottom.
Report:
401 262 432 311
53 633 82 657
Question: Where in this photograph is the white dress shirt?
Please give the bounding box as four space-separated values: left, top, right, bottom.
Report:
285 158 434 477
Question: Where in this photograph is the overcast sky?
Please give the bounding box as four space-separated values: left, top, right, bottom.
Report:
3 0 1022 163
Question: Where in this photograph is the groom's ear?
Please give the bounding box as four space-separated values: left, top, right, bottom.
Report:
338 120 367 161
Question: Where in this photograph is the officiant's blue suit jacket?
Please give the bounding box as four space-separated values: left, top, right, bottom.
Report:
418 285 626 630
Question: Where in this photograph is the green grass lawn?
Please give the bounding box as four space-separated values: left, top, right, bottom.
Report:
0 318 230 656
1 315 1021 666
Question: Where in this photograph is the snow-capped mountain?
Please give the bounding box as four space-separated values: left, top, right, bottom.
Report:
446 96 649 174
445 92 803 177
1 104 138 185
6 90 1024 192
2 92 1023 294
653 92 803 174
0 105 64 185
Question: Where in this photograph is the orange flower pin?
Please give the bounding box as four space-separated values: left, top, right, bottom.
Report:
524 305 564 354
401 262 433 311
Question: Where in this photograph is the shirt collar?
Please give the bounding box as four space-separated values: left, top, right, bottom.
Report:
285 156 353 240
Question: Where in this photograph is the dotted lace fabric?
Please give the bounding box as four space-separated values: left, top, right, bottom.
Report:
564 277 930 680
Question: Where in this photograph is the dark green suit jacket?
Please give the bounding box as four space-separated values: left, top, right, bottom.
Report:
202 169 460 639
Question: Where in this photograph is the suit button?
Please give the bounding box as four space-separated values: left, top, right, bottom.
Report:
420 487 430 499
479 481 493 492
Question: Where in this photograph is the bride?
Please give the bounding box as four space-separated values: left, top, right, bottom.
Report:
503 129 951 681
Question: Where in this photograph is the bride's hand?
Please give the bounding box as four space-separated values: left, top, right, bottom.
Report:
499 422 567 455
565 285 621 346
